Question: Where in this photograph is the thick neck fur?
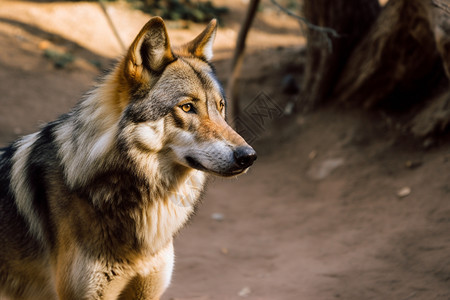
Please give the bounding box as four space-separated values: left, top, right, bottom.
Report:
54 70 125 193
54 67 201 203
4 64 208 254
51 68 206 252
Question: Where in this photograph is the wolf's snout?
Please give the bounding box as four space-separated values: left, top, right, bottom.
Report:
233 146 257 169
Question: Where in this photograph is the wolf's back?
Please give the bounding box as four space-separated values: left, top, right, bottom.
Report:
0 143 51 294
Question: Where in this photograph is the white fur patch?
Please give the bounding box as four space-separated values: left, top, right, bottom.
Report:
209 73 223 94
168 170 205 207
88 126 117 161
161 242 175 291
134 37 144 66
142 201 192 254
134 119 165 152
54 90 119 188
133 170 205 254
10 132 45 242
202 30 216 61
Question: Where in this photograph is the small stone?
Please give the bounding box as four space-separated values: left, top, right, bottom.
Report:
211 213 224 221
397 187 411 198
307 158 344 180
221 247 228 255
238 286 251 297
284 102 295 115
405 160 422 169
308 150 317 160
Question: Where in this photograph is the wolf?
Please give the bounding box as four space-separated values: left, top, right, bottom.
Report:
0 17 256 300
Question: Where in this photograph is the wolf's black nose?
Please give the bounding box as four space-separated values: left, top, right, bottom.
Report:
234 146 257 168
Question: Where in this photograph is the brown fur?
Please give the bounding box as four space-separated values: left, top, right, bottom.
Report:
0 17 256 300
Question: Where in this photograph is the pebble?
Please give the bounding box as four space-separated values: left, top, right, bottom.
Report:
211 213 224 221
284 102 295 115
238 287 251 297
308 150 317 160
307 158 344 180
397 187 411 198
405 160 422 169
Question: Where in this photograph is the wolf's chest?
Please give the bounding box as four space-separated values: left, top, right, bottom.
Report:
138 171 206 253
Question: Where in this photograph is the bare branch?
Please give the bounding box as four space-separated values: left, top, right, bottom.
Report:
432 0 450 14
98 0 126 52
269 0 339 51
226 0 261 122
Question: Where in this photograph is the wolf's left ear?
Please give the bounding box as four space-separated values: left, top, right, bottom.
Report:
125 17 175 80
184 19 218 61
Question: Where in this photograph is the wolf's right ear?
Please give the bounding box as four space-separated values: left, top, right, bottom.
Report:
124 17 175 81
183 19 217 61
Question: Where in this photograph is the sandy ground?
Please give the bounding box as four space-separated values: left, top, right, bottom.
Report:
0 2 449 300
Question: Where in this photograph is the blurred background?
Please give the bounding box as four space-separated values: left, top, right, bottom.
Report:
0 0 449 299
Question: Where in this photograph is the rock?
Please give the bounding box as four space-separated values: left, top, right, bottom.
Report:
405 160 422 169
211 213 224 221
238 287 251 297
397 187 411 198
284 102 295 115
308 150 317 160
307 158 344 180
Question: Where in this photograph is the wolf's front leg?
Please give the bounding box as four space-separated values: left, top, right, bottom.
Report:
54 243 128 300
119 242 175 300
54 246 101 300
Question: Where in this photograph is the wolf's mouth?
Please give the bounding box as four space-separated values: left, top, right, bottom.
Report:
217 168 247 177
185 156 246 177
185 156 207 171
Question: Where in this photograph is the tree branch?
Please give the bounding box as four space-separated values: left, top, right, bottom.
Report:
432 0 450 14
269 0 339 51
98 0 126 52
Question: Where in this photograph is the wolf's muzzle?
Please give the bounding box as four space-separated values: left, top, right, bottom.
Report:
233 146 257 169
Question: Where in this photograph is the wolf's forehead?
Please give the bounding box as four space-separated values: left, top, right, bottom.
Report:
158 58 223 98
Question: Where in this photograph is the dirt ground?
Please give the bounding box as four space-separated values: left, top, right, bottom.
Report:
0 1 449 300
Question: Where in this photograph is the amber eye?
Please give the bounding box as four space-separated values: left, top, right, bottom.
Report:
219 100 225 110
181 104 192 113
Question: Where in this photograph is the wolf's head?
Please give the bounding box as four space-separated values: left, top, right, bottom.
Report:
115 17 256 177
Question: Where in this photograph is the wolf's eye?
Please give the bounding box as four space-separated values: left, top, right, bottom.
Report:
181 103 193 113
219 100 225 110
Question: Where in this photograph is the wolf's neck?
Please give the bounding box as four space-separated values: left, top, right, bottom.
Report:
54 78 122 190
53 80 206 208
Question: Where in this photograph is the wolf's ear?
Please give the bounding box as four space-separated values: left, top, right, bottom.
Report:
125 17 175 80
184 19 217 61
